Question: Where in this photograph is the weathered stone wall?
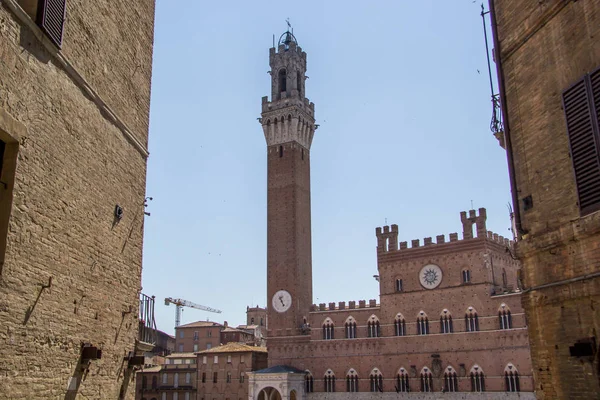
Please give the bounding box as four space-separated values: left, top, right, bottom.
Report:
0 0 154 398
493 0 600 398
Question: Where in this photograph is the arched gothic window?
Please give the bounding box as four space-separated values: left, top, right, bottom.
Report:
443 366 458 392
396 368 410 392
345 317 357 339
322 318 334 340
465 307 479 332
504 364 520 392
417 311 429 335
142 376 147 389
278 69 287 93
440 309 453 333
369 368 383 392
162 373 167 384
499 303 512 329
324 369 336 392
394 313 406 336
346 369 359 392
151 376 157 389
420 367 433 392
304 371 314 393
470 365 485 392
367 315 381 338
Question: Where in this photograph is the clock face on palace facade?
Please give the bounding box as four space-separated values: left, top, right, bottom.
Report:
272 290 292 313
419 264 443 289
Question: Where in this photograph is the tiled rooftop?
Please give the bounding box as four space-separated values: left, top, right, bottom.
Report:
197 342 267 354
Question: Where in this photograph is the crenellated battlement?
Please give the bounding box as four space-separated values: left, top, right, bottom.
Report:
310 299 379 312
376 208 514 254
261 31 316 150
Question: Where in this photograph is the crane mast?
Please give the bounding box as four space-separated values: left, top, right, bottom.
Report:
164 297 222 328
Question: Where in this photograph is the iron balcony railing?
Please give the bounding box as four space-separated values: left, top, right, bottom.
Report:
139 293 157 345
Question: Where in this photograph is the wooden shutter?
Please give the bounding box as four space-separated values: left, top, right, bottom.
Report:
562 69 600 215
37 0 67 48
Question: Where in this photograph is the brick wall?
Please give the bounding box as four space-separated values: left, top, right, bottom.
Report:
0 1 154 398
492 0 600 398
267 142 313 338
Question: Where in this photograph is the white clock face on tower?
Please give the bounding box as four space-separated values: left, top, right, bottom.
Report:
272 290 292 313
419 264 443 289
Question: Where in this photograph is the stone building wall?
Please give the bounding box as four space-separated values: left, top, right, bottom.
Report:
492 0 600 398
0 0 155 398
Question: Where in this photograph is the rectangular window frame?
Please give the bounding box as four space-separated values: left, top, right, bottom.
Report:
562 67 600 216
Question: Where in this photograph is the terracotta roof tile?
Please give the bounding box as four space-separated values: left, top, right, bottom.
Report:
197 343 267 354
177 321 223 328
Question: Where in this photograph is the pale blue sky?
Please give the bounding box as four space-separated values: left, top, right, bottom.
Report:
142 1 511 334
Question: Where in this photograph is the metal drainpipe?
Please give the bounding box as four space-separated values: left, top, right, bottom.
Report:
488 0 526 237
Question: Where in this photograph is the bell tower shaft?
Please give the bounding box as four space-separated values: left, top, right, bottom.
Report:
260 33 316 341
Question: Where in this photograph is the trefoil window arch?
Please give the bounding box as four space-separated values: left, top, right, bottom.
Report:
396 367 410 392
304 370 314 393
465 306 479 332
322 317 334 340
417 311 429 335
440 309 453 333
369 368 383 392
420 367 433 392
324 369 336 392
394 313 406 336
504 364 520 392
499 303 512 329
367 315 381 338
470 365 485 392
443 366 458 392
345 316 357 339
346 369 359 392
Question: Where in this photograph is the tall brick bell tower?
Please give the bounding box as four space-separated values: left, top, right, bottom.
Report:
260 29 316 349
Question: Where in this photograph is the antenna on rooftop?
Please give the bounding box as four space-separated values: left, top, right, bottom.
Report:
480 4 504 141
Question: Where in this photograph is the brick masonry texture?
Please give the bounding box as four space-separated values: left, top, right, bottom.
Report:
0 1 155 399
493 0 600 398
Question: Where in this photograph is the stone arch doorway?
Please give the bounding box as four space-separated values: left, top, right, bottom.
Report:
257 387 282 400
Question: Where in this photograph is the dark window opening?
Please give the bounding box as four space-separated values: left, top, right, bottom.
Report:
396 372 409 392
562 67 600 215
417 317 429 335
202 373 206 383
462 270 471 283
444 372 458 392
305 375 313 393
471 371 485 392
278 69 287 93
440 315 453 334
213 372 218 383
396 279 403 292
297 71 302 97
370 374 383 392
279 145 283 158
